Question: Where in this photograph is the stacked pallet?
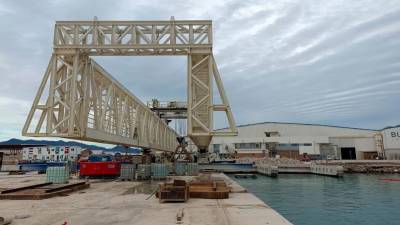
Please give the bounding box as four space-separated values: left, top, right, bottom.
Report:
137 164 151 180
157 179 230 203
189 180 230 199
151 163 169 179
174 163 199 176
119 164 135 181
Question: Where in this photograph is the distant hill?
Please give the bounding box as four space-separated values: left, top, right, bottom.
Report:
0 138 141 154
382 124 400 129
108 145 141 154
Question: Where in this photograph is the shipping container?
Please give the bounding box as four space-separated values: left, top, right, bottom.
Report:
79 161 121 178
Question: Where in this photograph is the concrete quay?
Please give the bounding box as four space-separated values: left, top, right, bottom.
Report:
0 172 293 225
256 164 278 177
198 162 344 177
276 164 344 177
317 160 400 173
310 164 344 177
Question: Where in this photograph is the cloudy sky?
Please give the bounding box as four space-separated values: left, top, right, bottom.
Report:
0 0 400 142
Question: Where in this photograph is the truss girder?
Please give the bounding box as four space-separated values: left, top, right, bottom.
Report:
54 20 212 56
22 53 178 151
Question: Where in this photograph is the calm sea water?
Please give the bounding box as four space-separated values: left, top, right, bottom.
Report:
230 173 400 225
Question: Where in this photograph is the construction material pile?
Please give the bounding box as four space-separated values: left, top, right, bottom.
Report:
189 180 230 199
255 158 304 166
157 176 230 203
157 180 189 203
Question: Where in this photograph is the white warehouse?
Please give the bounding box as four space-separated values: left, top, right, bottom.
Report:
210 122 400 160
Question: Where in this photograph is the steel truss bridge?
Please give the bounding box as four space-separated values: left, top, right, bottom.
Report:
22 18 237 152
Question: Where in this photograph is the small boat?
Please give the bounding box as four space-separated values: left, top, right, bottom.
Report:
211 159 236 164
234 174 257 179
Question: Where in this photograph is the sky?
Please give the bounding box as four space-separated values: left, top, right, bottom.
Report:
0 0 400 142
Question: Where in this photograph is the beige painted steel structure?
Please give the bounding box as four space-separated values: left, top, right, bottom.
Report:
22 18 237 151
22 54 177 151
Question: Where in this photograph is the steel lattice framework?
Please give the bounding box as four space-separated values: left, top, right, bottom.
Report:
22 18 237 151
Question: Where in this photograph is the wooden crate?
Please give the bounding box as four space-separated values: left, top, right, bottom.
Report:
157 180 189 203
189 180 230 199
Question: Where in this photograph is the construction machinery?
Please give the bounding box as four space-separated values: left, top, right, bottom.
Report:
170 137 192 162
22 17 237 155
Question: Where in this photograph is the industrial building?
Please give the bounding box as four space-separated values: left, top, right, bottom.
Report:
0 144 45 165
210 122 400 160
22 145 83 161
382 125 400 159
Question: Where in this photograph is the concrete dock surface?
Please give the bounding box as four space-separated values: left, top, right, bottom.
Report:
0 172 292 225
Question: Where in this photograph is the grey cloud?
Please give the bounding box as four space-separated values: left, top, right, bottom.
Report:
0 0 399 143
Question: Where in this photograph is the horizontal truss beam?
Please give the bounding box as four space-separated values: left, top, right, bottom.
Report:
54 19 212 56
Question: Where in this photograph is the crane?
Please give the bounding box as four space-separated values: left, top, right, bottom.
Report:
22 17 237 154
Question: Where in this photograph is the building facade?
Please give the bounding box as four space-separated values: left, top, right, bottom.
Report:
0 144 46 165
22 146 83 162
210 122 397 160
382 125 400 159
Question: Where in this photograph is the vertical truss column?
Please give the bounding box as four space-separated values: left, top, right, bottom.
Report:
188 54 213 149
68 50 81 135
45 52 88 137
187 53 238 149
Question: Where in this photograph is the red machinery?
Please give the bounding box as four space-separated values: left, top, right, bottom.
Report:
79 155 121 178
300 153 311 162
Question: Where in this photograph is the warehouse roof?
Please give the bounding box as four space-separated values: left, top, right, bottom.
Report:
217 121 380 131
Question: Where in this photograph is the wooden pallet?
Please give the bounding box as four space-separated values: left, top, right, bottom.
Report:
157 180 189 203
0 182 90 200
189 180 230 199
156 179 231 202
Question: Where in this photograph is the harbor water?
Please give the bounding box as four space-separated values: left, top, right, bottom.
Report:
230 173 400 225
